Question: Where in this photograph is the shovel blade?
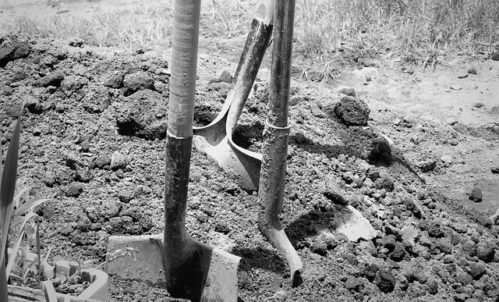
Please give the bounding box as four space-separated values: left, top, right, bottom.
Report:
201 247 240 302
193 134 261 191
106 235 240 302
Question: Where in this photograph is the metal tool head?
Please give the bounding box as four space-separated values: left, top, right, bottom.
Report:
106 235 240 302
193 103 262 191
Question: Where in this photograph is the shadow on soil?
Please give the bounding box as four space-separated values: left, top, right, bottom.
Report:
231 246 287 274
285 209 339 247
289 132 363 159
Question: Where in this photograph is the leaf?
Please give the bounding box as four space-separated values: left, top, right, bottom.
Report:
0 128 4 190
0 260 7 302
0 106 23 267
6 212 39 278
0 129 5 302
12 187 28 210
15 198 50 216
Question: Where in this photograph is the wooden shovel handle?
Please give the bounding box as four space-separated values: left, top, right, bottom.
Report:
268 0 295 127
226 22 274 133
168 0 201 138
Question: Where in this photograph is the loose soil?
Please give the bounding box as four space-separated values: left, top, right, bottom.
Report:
0 6 499 302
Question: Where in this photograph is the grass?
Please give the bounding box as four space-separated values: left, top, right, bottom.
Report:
295 0 499 64
0 106 50 300
3 0 499 65
1 106 23 302
2 0 499 63
4 2 174 50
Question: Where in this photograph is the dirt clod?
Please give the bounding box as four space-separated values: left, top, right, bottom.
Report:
468 262 486 279
338 87 356 97
1 33 498 301
110 151 127 170
66 183 83 197
331 96 370 126
469 186 483 202
0 34 31 66
374 269 396 293
122 70 154 96
476 241 495 262
92 154 111 169
37 70 65 87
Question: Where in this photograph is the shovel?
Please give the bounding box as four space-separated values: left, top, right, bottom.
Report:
193 0 275 191
106 2 241 300
258 0 303 286
163 0 240 300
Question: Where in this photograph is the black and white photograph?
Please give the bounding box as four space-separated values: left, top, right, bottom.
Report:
0 0 498 301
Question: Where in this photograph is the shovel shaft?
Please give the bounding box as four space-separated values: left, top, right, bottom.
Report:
164 135 192 248
164 0 203 298
226 0 275 133
268 0 295 127
168 0 201 138
259 0 301 285
260 0 296 216
0 259 7 302
164 0 200 282
259 125 289 225
165 0 200 241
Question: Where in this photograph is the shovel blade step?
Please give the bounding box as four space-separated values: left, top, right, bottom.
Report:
106 235 240 302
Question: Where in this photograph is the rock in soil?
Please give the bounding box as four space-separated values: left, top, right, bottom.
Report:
265 290 288 301
344 276 364 291
469 186 483 202
122 71 154 96
368 137 392 164
476 241 496 262
111 151 128 170
0 34 31 66
103 70 125 88
2 34 499 302
418 159 437 172
115 90 167 140
211 69 233 84
331 96 370 126
37 71 65 87
374 269 396 293
92 154 111 169
66 183 83 197
322 174 349 205
468 67 478 75
338 87 356 97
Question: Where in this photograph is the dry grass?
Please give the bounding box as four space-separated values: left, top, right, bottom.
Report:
5 2 174 50
295 0 499 64
3 0 499 64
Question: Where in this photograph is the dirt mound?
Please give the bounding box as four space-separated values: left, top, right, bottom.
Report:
1 35 498 301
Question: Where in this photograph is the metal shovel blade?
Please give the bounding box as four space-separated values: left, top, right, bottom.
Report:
193 1 273 191
193 101 262 190
106 235 240 302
